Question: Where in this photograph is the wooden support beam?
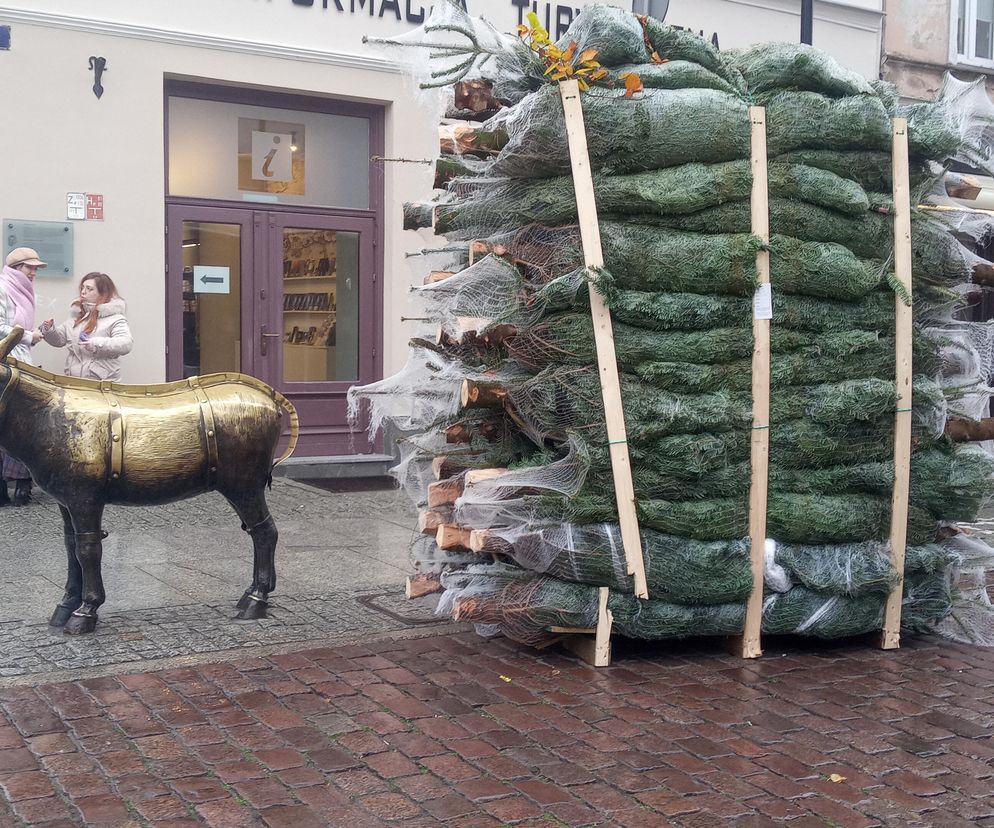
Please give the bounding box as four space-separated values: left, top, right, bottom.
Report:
880 117 914 651
406 573 443 599
423 270 456 285
559 79 648 600
731 105 771 661
559 587 613 667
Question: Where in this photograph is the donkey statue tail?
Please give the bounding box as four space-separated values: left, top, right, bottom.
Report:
272 389 300 470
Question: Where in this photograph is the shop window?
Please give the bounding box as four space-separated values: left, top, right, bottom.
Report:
168 96 370 210
955 0 994 67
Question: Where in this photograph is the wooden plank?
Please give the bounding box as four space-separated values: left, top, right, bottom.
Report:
560 588 613 667
880 117 914 650
559 79 648 600
732 106 771 660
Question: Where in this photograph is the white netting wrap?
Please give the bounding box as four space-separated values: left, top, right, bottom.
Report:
351 1 994 650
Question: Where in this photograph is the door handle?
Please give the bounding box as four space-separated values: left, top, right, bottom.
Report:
260 325 280 357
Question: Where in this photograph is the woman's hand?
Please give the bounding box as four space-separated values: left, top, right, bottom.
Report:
30 330 43 345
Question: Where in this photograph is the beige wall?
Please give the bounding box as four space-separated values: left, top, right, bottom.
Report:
668 0 884 79
881 0 951 100
0 15 435 382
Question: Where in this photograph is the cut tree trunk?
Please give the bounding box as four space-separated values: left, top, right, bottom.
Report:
406 573 443 599
946 417 994 442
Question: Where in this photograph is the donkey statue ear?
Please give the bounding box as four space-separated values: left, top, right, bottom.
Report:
0 326 24 362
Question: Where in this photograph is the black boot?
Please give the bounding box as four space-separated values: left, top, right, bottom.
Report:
0 482 9 507
12 479 31 506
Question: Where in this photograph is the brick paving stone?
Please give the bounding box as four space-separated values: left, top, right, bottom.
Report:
1 628 994 826
884 769 949 797
10 795 79 824
364 750 420 779
171 775 230 803
456 777 513 802
75 793 133 823
253 748 305 772
232 778 297 809
328 767 390 796
360 791 423 820
393 773 451 803
133 794 191 821
546 799 607 826
259 804 327 828
0 771 55 801
481 794 543 823
421 792 477 820
307 746 361 772
194 798 262 828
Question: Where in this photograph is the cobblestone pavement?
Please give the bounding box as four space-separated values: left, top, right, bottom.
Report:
0 631 992 827
0 480 452 684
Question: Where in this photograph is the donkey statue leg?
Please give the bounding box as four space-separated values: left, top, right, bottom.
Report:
62 504 108 636
226 488 278 621
49 506 82 627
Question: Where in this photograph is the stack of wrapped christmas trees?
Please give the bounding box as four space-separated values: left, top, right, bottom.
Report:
353 2 994 653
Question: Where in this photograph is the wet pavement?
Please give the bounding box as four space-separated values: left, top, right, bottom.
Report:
0 480 452 684
0 481 992 826
0 631 992 827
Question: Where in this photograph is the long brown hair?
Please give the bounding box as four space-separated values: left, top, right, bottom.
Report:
74 272 121 334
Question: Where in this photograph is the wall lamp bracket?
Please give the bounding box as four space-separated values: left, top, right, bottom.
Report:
88 56 107 99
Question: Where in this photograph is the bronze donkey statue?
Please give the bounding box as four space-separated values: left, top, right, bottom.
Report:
0 326 298 635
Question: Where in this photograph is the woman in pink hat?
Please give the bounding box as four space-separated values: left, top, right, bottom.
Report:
0 247 46 505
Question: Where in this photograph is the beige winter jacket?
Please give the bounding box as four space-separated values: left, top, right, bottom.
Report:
42 297 133 381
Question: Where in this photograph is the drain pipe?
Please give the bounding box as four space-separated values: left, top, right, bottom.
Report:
801 0 813 44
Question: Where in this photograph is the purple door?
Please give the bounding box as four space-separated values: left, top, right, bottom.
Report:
166 205 378 456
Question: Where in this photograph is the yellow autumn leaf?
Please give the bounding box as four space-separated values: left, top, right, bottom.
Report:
828 773 846 783
622 72 644 97
578 47 599 64
499 675 512 683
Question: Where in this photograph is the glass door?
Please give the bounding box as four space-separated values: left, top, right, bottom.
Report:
166 206 255 381
167 206 378 457
266 213 376 455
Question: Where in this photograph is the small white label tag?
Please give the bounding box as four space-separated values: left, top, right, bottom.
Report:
753 283 773 320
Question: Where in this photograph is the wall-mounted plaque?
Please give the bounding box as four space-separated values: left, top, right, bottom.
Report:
3 219 73 277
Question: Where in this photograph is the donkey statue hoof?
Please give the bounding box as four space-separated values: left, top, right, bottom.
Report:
235 589 253 612
236 595 269 621
63 613 98 635
48 604 76 628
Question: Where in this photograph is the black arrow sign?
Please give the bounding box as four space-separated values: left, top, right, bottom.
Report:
200 275 224 284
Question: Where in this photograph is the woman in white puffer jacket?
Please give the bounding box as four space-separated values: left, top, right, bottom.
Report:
40 272 133 381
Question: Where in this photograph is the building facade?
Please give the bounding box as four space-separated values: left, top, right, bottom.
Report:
0 0 882 470
882 0 993 101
